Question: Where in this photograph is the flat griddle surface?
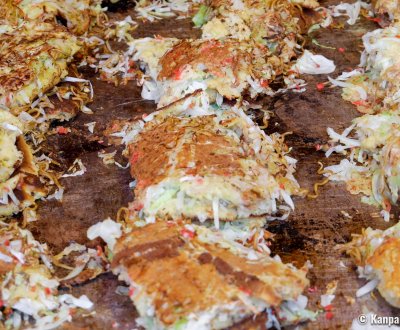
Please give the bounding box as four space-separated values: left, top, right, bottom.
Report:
28 2 399 329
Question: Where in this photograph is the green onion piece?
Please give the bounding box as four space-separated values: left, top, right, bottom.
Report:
192 5 211 27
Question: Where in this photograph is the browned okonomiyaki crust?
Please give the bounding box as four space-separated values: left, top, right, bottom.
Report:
158 39 251 83
128 115 247 190
112 222 309 325
367 237 400 308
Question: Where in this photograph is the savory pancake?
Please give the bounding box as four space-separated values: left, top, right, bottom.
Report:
342 222 400 308
130 37 289 107
111 221 313 329
0 110 47 217
125 92 301 224
326 23 400 215
16 68 94 124
341 23 400 115
0 221 94 328
0 21 81 111
326 111 400 216
200 0 303 39
0 0 104 35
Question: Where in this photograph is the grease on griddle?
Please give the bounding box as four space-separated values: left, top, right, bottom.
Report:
267 221 318 259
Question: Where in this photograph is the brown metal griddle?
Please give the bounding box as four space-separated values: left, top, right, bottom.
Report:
27 2 399 329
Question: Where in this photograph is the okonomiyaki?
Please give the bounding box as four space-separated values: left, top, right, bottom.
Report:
125 93 300 224
340 22 400 115
130 37 294 107
197 0 311 41
342 222 400 308
110 221 314 329
0 21 80 111
0 110 47 217
0 221 94 328
0 0 104 35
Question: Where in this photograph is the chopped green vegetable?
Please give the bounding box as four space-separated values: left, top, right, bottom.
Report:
106 247 114 261
192 5 212 27
174 317 188 330
308 23 321 34
311 39 336 50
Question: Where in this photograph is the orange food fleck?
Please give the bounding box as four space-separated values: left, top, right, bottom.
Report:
195 178 204 184
338 47 345 53
132 202 144 211
352 100 367 106
180 228 195 239
325 311 334 320
130 151 140 165
96 245 103 256
172 66 185 80
316 83 325 91
45 287 51 295
56 126 69 135
384 199 391 212
260 79 269 88
366 16 381 23
239 287 252 295
308 286 318 293
222 57 234 65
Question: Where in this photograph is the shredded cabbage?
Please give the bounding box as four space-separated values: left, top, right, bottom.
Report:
87 218 122 250
293 50 336 75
